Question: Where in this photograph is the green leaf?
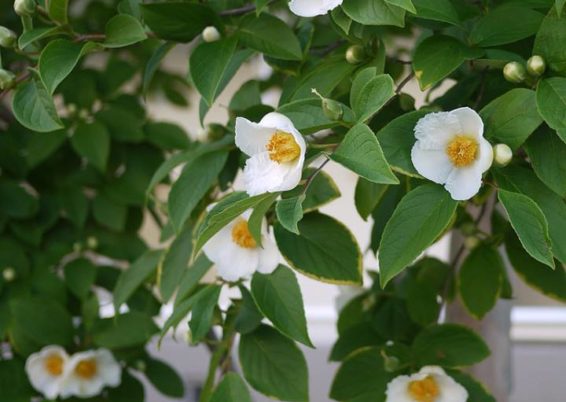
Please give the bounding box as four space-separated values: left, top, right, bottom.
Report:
379 184 457 286
211 372 252 402
446 370 497 402
274 212 363 285
469 6 544 46
276 195 305 235
278 98 346 134
536 77 566 131
412 0 460 25
95 107 144 143
71 121 110 172
144 358 184 398
350 67 377 108
189 285 221 343
103 14 147 48
64 258 97 300
107 371 145 401
0 182 38 219
351 74 395 122
558 0 566 14
141 3 218 42
413 324 490 367
376 110 427 176
12 78 63 132
331 124 399 184
143 42 175 95
386 0 415 13
175 254 213 304
235 286 263 335
251 266 312 346
168 150 228 232
524 127 566 197
342 0 406 27
355 179 388 220
480 88 542 149
190 37 238 106
248 192 278 246
330 347 393 401
0 359 34 402
113 250 164 309
534 7 566 76
93 194 127 231
505 231 566 302
459 245 503 319
331 7 353 34
25 130 66 168
237 13 302 60
329 323 383 362
144 122 190 151
59 187 88 228
93 312 159 349
160 224 193 302
239 325 309 402
301 169 341 212
18 26 64 49
413 35 482 90
47 0 69 24
498 189 554 269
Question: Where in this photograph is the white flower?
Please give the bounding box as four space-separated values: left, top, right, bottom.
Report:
411 107 493 201
289 0 343 17
236 112 306 196
386 366 468 402
203 210 279 282
60 349 122 398
25 345 69 399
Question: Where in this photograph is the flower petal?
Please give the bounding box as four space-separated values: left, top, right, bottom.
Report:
216 246 259 282
451 107 484 139
235 117 275 156
444 166 482 201
96 349 121 388
435 373 469 402
288 0 343 17
414 110 462 150
476 137 493 173
257 237 280 274
411 144 454 184
385 375 416 402
243 152 302 195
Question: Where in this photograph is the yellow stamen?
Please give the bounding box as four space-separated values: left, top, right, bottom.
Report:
446 135 478 168
408 375 440 402
44 355 64 376
266 131 301 163
75 359 97 379
231 219 257 249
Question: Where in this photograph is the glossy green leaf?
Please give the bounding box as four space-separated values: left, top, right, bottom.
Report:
47 0 68 24
143 42 175 95
536 77 566 131
211 372 252 402
18 26 64 49
160 224 193 301
103 14 147 48
354 179 388 220
248 192 278 246
533 7 566 76
386 0 415 13
524 127 566 197
93 312 159 349
71 121 110 172
276 195 305 235
12 78 63 132
351 74 395 122
342 0 406 27
64 258 97 300
144 358 184 398
412 0 460 25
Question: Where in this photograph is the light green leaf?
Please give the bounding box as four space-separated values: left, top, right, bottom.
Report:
71 121 110 172
189 285 221 343
534 7 566 76
332 124 398 184
279 98 348 134
497 189 554 269
251 266 312 347
275 212 363 285
47 0 68 24
524 127 566 197
459 245 503 319
386 0 415 13
93 312 159 349
413 35 482 90
12 78 63 132
536 77 566 130
558 0 566 14
211 373 252 402
412 0 460 25
342 0 406 27
239 325 309 402
276 195 305 235
104 14 147 48
331 7 353 34
350 67 377 108
378 184 458 286
351 74 394 122
18 26 64 49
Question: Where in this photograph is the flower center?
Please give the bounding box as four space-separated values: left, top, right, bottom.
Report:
266 131 301 163
408 375 440 402
44 355 64 376
446 135 478 168
75 359 97 379
231 219 257 249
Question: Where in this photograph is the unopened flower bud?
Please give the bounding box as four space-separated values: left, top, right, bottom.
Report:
345 45 365 65
464 236 480 250
527 55 546 77
134 360 147 372
503 62 527 84
0 27 17 48
493 143 512 167
312 88 343 121
2 267 16 282
0 69 15 90
14 0 35 16
86 236 98 249
202 26 221 43
381 350 400 372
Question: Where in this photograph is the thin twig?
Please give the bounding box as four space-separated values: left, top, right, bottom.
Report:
302 155 330 194
395 71 415 95
0 71 31 100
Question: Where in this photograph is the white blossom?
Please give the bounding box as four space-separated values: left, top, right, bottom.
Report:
386 366 468 402
288 0 343 17
25 346 69 399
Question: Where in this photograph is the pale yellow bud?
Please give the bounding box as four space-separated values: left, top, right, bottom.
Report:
527 55 546 77
345 45 365 65
202 26 221 43
503 62 527 84
493 143 512 167
2 267 16 282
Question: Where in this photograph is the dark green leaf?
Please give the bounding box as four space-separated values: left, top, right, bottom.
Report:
145 358 184 398
342 0 406 27
533 7 566 76
71 121 110 172
93 312 159 349
12 78 63 132
276 195 305 235
210 372 252 402
189 285 221 342
524 127 566 197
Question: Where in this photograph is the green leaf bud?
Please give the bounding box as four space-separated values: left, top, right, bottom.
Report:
14 0 35 16
0 26 17 48
0 69 15 90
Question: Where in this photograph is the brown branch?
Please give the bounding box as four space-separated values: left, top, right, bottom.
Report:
220 0 277 16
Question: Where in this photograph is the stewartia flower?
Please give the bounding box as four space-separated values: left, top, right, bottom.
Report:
289 0 343 18
203 210 279 282
25 345 69 399
235 112 306 196
60 349 122 398
385 366 468 402
411 107 493 201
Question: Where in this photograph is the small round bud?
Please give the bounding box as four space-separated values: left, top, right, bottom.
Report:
0 27 17 48
14 0 35 16
134 360 147 372
345 45 365 65
527 55 546 77
464 236 480 250
2 267 16 282
311 88 343 121
72 242 82 253
86 236 98 249
202 26 221 43
503 62 527 84
493 143 513 167
0 69 15 91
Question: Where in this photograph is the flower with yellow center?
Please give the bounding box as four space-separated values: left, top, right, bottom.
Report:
236 112 306 196
411 107 493 200
288 0 343 17
60 349 121 398
25 345 69 399
203 209 280 282
386 366 468 402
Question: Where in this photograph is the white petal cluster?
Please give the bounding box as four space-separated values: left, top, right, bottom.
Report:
288 0 343 17
203 210 279 281
411 107 493 201
235 112 306 196
25 346 122 399
385 366 468 402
